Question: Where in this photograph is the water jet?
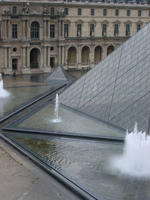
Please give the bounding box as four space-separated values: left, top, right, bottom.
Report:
111 122 150 178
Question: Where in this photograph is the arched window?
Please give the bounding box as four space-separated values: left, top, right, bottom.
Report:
107 45 114 56
30 48 40 68
94 46 102 64
82 46 90 65
31 22 39 39
68 47 77 65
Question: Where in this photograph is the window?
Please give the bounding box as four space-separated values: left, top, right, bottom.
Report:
12 24 17 39
64 24 69 37
77 24 82 37
115 9 119 16
13 47 17 52
137 24 141 32
114 24 119 36
90 24 94 36
103 9 107 16
50 47 54 51
50 24 55 38
125 24 130 36
78 8 82 15
127 10 130 16
50 57 55 68
91 8 94 16
50 7 55 15
149 10 150 17
64 8 68 15
12 59 17 70
138 10 141 16
12 6 17 14
31 22 39 39
102 24 107 36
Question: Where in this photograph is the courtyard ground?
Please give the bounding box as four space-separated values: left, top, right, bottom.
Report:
0 138 81 200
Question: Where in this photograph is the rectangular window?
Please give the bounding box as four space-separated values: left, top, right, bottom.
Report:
115 9 119 16
102 24 107 36
64 8 68 15
12 6 17 14
103 8 107 16
50 24 55 38
50 57 55 68
90 24 94 36
127 9 130 16
78 8 82 16
12 58 17 70
138 10 141 16
114 24 119 36
137 24 141 32
64 24 69 37
91 8 94 16
126 24 130 36
12 24 17 38
50 7 55 15
149 10 150 17
77 24 82 37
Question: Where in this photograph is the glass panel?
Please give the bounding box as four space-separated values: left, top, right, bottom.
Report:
60 24 150 131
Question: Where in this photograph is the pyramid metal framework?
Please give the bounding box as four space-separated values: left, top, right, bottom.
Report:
60 24 150 131
46 66 68 82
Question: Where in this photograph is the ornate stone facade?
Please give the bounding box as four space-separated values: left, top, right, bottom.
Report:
0 0 150 74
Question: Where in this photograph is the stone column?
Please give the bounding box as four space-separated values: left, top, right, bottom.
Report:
90 45 95 68
22 47 26 68
4 47 7 68
58 46 61 65
22 20 26 40
77 45 81 69
48 46 50 66
8 20 10 40
27 47 30 68
43 20 46 40
43 46 46 67
27 20 30 40
2 20 7 39
8 47 11 68
62 46 65 65
102 45 107 60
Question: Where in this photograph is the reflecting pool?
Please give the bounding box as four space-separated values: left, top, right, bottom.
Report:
0 74 62 121
10 102 124 138
6 133 150 200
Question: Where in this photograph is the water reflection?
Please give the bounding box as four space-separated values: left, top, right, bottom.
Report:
17 103 124 138
11 134 150 200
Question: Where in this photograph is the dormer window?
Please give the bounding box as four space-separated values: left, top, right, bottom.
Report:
12 6 17 14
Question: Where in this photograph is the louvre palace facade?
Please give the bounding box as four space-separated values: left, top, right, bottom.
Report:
0 0 150 74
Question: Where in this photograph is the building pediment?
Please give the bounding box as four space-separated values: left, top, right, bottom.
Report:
113 20 121 25
124 20 132 25
75 19 84 24
101 20 109 24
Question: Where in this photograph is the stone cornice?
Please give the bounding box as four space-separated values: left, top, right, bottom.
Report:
0 1 150 10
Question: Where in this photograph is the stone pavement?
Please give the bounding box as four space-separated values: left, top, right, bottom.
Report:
0 138 81 200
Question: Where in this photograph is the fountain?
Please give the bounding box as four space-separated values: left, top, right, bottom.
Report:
0 73 9 98
51 93 62 123
111 122 150 178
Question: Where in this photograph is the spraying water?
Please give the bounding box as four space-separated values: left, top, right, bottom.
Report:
111 122 150 178
0 73 9 98
51 93 62 123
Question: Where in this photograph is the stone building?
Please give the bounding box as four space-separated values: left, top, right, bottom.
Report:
0 0 150 74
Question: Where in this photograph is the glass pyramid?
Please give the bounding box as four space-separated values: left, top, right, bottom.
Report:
46 66 71 86
60 24 150 132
